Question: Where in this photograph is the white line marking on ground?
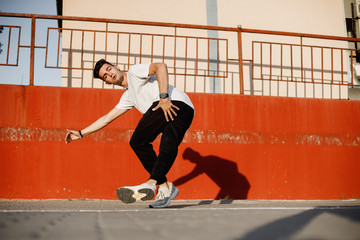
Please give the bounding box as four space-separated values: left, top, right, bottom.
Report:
1 206 359 213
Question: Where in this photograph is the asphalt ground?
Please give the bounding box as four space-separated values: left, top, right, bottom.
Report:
0 199 359 240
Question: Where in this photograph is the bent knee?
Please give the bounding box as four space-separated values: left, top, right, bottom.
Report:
129 136 139 149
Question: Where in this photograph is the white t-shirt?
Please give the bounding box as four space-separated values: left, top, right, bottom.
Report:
115 63 194 114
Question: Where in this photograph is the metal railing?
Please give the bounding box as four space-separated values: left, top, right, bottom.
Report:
1 12 360 97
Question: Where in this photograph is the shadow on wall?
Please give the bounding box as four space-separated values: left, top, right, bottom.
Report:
174 148 250 200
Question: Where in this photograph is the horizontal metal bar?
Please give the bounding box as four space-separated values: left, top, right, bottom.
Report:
0 63 18 66
45 66 94 70
228 58 253 62
252 77 352 86
49 27 229 41
252 40 360 52
0 12 237 32
0 25 21 28
242 28 360 42
19 45 48 49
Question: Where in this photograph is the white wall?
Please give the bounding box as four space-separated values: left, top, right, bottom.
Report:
61 0 350 99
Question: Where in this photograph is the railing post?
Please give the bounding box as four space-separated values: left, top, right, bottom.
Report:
30 16 36 85
105 22 108 59
237 25 244 94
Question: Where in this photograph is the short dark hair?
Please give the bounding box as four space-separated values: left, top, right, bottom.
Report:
93 59 113 79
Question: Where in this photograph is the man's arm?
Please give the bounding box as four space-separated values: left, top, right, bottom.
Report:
65 107 128 144
149 63 179 122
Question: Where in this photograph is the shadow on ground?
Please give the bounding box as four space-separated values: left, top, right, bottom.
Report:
237 207 360 240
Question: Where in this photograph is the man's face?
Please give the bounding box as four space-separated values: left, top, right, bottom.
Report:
99 63 122 85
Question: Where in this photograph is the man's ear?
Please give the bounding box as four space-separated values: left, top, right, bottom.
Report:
105 82 111 85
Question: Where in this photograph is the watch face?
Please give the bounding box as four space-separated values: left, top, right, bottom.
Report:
160 93 169 99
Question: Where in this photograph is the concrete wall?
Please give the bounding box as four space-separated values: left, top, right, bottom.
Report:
60 0 351 99
1 85 359 200
63 0 346 35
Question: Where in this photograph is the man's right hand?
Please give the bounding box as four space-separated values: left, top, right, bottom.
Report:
65 130 81 144
152 98 179 122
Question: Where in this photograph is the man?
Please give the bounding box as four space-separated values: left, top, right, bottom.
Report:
65 59 194 208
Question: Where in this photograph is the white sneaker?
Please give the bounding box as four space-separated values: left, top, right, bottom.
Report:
116 182 157 204
149 182 179 208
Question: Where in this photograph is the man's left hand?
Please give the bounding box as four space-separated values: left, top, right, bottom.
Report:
152 98 179 122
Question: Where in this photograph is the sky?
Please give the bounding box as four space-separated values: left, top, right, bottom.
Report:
0 0 61 86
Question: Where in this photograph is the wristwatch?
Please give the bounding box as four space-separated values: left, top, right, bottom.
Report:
159 93 169 99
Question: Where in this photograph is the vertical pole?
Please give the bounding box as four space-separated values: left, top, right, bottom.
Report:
269 43 272 80
81 31 84 69
260 43 263 80
105 22 108 60
162 35 166 63
93 31 96 68
185 37 188 75
45 27 49 67
311 46 314 83
237 25 244 94
30 16 36 85
151 35 154 63
300 36 303 82
341 49 344 85
351 50 354 85
217 39 219 77
195 38 198 75
6 27 12 64
174 27 177 86
280 44 283 81
290 45 293 81
57 29 60 68
16 26 21 66
321 47 324 84
127 33 131 69
116 33 119 66
139 33 142 63
195 37 198 92
331 48 334 84
207 38 210 76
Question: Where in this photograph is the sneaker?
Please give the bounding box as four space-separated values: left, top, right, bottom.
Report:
116 182 156 204
149 182 179 208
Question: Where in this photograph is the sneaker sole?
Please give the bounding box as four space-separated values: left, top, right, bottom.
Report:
116 188 136 204
139 188 155 201
170 187 179 201
116 187 155 204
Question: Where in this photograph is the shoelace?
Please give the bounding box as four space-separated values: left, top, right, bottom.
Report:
155 188 171 200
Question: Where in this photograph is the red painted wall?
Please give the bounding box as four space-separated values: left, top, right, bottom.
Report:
1 85 359 200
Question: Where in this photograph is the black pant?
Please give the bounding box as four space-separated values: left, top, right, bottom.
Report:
129 101 194 185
